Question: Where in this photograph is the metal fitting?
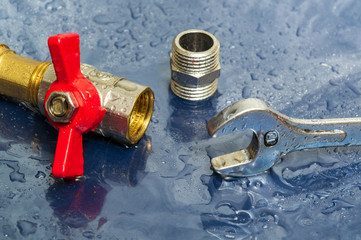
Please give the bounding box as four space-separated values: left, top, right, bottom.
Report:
38 64 154 144
170 29 220 101
45 91 79 123
0 44 154 145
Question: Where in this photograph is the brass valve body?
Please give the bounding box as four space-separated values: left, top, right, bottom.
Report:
0 44 51 105
0 44 154 144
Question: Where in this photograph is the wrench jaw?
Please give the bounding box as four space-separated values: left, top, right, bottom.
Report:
210 130 282 177
207 98 289 177
211 130 258 176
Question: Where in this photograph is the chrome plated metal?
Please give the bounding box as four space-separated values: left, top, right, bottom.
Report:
207 98 361 177
170 29 220 101
45 91 78 123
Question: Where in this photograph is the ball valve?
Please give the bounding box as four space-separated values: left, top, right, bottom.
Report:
0 33 154 178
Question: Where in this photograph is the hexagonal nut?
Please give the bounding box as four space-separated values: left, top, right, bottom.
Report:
45 91 79 123
171 63 220 88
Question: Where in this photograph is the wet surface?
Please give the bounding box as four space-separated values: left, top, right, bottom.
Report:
2 0 361 239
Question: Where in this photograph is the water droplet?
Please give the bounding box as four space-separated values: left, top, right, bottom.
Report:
93 14 115 25
17 220 37 237
254 180 263 188
255 199 268 208
45 0 65 12
250 73 258 81
268 69 278 77
256 52 266 60
273 84 284 90
299 217 313 226
23 42 35 55
242 86 252 98
114 40 128 49
237 211 251 224
136 53 145 61
23 18 32 26
10 171 25 182
256 23 265 33
35 171 46 179
7 192 15 199
82 231 95 239
97 39 109 49
151 118 159 124
1 160 25 182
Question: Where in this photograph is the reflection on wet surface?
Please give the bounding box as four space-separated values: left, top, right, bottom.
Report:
47 179 108 229
167 90 218 143
3 0 361 238
46 136 152 228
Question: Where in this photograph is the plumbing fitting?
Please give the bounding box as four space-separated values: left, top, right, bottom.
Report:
0 42 154 145
38 63 154 144
0 34 154 178
170 29 220 101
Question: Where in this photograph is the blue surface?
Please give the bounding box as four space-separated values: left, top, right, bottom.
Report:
2 0 361 239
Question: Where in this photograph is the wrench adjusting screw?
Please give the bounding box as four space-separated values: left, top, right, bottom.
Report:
264 130 278 147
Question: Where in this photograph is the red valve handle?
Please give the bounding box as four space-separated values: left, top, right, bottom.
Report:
44 33 106 178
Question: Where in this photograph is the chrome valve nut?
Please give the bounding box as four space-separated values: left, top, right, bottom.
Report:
45 91 79 123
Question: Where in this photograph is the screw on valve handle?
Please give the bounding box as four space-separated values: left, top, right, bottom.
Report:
44 33 106 178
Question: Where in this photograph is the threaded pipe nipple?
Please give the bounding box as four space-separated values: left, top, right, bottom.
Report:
170 29 220 101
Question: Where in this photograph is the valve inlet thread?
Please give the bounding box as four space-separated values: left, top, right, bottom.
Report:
29 61 51 105
128 88 154 144
170 29 220 101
